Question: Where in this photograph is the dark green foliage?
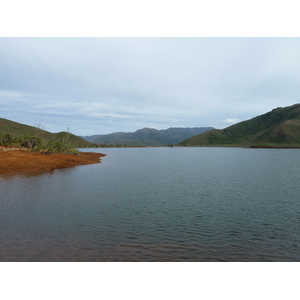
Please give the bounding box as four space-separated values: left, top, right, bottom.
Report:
19 134 42 149
0 133 13 146
0 132 78 154
39 140 79 154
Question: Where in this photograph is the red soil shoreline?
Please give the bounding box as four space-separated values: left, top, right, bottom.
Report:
0 148 106 176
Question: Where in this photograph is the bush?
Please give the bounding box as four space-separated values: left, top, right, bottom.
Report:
0 134 13 146
0 133 79 154
19 134 42 149
38 140 79 154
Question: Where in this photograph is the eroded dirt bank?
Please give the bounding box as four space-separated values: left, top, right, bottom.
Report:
0 148 105 176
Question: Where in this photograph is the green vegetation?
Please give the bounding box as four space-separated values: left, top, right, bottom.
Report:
40 139 79 154
52 131 96 148
0 118 97 154
0 133 42 148
0 133 79 154
178 104 300 147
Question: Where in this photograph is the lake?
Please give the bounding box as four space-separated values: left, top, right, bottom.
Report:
1 147 300 261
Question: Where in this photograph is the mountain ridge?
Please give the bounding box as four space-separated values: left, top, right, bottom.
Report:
178 104 300 147
82 127 214 146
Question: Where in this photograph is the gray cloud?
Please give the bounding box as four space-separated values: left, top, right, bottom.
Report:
1 37 300 135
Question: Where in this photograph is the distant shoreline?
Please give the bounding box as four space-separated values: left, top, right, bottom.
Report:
0 147 105 176
249 145 300 149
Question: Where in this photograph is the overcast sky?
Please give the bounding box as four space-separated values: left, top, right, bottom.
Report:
1 37 300 135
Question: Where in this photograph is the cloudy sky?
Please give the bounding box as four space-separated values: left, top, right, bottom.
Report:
1 37 300 136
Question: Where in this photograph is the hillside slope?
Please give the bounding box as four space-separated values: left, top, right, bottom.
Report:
83 127 214 146
0 118 94 148
179 104 300 147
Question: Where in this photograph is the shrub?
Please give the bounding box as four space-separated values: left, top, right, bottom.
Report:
0 133 13 146
19 134 42 149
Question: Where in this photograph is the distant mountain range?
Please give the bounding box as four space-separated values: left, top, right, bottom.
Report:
4 103 299 149
82 127 214 146
179 104 300 147
0 118 94 148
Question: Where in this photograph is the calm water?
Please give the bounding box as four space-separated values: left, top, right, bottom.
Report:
1 147 300 261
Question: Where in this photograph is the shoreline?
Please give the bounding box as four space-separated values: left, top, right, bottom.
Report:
0 148 106 176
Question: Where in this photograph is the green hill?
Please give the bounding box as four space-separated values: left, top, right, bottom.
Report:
0 118 53 140
82 127 214 146
178 104 300 147
0 118 94 148
52 131 95 148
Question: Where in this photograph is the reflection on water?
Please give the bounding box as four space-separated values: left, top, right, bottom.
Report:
1 147 300 261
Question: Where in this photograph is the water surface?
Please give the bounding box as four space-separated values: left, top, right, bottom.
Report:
1 147 300 261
